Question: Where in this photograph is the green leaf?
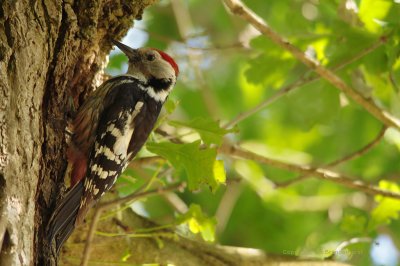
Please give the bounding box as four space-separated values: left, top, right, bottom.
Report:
117 168 143 196
146 141 226 191
283 81 340 131
164 98 178 114
359 0 392 33
244 53 295 87
368 180 400 230
120 250 131 262
176 204 217 242
169 117 236 145
213 160 226 184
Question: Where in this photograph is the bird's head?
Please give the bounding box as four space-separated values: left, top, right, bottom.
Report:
112 40 179 96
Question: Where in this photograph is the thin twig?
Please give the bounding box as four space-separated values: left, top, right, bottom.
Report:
326 126 387 167
95 230 176 239
333 237 372 258
80 182 185 266
215 182 243 234
223 40 384 129
136 26 248 51
97 168 165 222
155 128 183 144
223 78 304 129
129 156 164 166
277 126 387 187
104 182 184 214
80 206 102 266
219 143 400 199
222 0 400 130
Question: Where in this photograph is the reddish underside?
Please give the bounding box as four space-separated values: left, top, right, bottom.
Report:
67 146 87 187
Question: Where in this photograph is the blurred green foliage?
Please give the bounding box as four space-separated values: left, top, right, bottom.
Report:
107 0 400 265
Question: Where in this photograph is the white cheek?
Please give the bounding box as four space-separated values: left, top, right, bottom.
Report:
151 61 176 80
145 87 170 102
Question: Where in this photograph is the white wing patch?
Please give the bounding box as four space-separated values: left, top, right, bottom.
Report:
113 127 133 156
112 101 143 156
85 101 145 202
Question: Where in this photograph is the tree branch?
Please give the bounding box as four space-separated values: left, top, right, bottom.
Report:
326 127 387 167
63 209 351 266
129 156 164 167
277 126 387 187
219 143 400 199
222 0 400 130
223 39 384 129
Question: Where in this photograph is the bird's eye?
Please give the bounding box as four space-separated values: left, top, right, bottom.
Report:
147 54 156 61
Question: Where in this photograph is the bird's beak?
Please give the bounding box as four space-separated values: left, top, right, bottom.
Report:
112 39 139 60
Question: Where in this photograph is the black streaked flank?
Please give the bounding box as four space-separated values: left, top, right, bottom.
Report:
77 79 163 221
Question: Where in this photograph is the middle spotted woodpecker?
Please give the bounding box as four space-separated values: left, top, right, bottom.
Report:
48 40 179 253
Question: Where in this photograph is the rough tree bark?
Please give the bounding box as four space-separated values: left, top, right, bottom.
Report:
0 0 155 265
0 1 350 266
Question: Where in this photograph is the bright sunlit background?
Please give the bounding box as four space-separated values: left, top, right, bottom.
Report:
105 0 400 265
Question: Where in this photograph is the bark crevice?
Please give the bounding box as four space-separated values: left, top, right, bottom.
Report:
0 228 12 266
0 173 5 199
4 18 13 46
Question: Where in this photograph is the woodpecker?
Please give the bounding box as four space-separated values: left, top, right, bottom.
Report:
47 40 179 253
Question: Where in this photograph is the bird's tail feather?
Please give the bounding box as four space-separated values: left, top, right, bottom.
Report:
47 181 84 254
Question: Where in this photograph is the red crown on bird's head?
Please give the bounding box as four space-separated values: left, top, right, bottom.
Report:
153 49 179 77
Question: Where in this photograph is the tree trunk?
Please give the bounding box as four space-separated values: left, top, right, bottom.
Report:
0 1 154 265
